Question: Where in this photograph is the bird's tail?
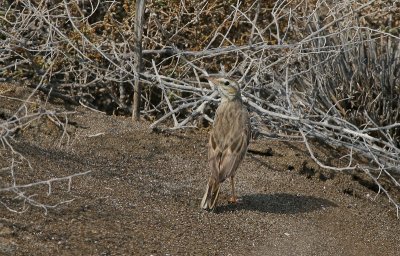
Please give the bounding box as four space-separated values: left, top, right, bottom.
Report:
200 177 220 210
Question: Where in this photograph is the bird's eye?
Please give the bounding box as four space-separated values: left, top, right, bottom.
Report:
224 81 230 86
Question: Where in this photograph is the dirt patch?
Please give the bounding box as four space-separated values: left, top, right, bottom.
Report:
0 86 399 255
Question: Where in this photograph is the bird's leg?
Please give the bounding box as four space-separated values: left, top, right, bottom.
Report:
228 177 238 204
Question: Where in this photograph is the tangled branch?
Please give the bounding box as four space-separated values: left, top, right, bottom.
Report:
1 0 400 215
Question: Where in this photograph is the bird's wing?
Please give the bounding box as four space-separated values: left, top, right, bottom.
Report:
208 108 250 182
208 132 222 181
218 132 249 180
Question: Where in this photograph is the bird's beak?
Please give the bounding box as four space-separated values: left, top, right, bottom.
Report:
205 76 219 90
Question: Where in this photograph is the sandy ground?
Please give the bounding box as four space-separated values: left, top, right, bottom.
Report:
0 85 399 255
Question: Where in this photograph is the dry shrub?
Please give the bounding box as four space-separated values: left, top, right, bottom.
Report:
1 0 400 214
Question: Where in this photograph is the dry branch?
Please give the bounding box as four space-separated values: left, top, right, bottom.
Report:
1 0 400 215
133 0 147 121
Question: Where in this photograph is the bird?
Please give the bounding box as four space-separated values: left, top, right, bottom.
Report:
200 75 251 210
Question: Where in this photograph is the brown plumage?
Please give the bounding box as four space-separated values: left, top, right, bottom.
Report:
200 76 251 210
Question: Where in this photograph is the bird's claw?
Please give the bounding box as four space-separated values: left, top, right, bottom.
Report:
228 196 242 204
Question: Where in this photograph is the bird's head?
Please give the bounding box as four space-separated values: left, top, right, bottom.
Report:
206 76 241 101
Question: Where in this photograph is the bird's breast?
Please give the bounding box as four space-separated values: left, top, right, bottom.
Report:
212 100 249 150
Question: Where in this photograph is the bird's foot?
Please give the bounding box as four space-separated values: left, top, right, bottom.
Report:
228 196 242 204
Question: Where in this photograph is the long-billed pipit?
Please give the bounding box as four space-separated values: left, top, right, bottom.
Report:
200 76 251 210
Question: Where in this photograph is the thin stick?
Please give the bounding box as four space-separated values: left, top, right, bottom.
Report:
132 0 147 121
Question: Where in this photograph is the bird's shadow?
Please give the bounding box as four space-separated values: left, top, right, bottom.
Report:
215 193 337 214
